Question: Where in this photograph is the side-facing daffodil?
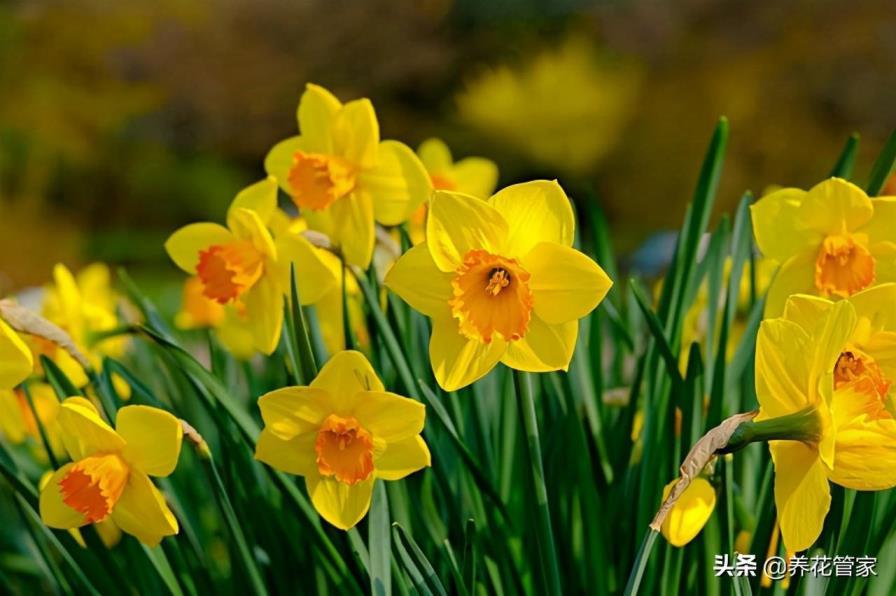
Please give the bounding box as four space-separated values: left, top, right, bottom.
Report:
0 384 65 459
39 471 122 549
165 177 338 354
0 315 32 389
755 286 896 552
255 351 429 529
751 177 896 317
660 476 716 547
385 181 613 391
265 83 432 268
40 398 183 546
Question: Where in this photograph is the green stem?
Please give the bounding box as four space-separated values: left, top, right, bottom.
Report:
718 407 820 454
624 529 658 596
512 371 562 595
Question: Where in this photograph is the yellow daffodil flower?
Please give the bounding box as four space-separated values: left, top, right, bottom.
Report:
255 351 429 530
165 177 338 354
756 285 896 552
0 384 65 459
660 476 716 547
385 181 613 391
751 177 896 317
40 398 183 546
0 316 32 389
265 84 432 268
39 471 122 549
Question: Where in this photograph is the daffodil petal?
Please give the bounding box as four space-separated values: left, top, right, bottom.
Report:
264 136 309 195
257 386 332 440
241 274 284 355
334 98 379 169
384 244 453 318
311 350 385 397
417 138 453 172
375 435 430 480
770 441 831 553
781 294 832 334
808 299 856 390
117 406 183 477
799 178 873 236
764 251 816 318
273 233 338 304
427 191 508 272
755 319 811 419
111 470 178 547
501 317 577 372
227 177 278 229
360 140 432 226
750 188 819 261
660 477 716 547
859 197 896 243
39 463 87 529
165 223 235 274
255 429 318 477
351 391 425 443
429 316 505 391
451 157 499 199
297 83 342 153
0 318 32 388
58 397 125 461
489 180 575 257
329 190 375 268
305 474 374 530
829 400 896 490
523 242 612 324
229 208 277 259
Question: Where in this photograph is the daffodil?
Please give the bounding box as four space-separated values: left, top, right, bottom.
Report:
175 276 226 330
255 351 429 530
0 315 32 389
660 476 716 547
264 84 432 268
165 177 338 354
385 181 613 391
755 285 896 552
39 398 183 546
0 383 65 459
751 177 896 317
39 471 122 549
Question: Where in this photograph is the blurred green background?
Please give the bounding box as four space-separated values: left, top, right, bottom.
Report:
1 0 894 292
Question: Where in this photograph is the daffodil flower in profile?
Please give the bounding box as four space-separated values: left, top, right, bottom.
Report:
254 351 429 530
750 177 896 317
0 315 32 390
659 476 716 547
385 181 613 391
39 398 183 547
755 285 896 552
264 84 432 268
165 177 338 354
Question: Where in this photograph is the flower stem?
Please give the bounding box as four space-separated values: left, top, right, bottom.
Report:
512 370 562 595
717 406 821 454
624 528 658 596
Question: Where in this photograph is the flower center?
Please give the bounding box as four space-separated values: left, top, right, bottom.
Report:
59 453 129 523
287 150 356 211
196 241 264 304
449 249 533 343
314 414 374 485
835 349 892 417
814 235 875 298
430 174 456 191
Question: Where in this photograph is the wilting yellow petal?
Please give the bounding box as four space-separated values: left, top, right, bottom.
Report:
297 83 343 154
426 191 508 272
110 470 178 547
311 350 385 397
489 180 575 258
770 441 831 553
0 318 32 388
352 391 425 443
360 140 432 226
501 317 577 372
257 386 333 440
227 177 278 229
660 477 716 547
57 397 125 461
523 242 612 324
117 406 183 478
429 316 505 391
375 436 431 481
40 463 87 529
255 429 318 477
165 223 235 274
755 319 811 420
305 474 374 530
383 244 453 318
241 274 284 355
799 178 873 236
749 188 818 262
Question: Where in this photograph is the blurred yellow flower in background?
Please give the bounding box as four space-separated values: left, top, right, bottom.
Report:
165 178 338 354
751 177 896 317
175 276 226 330
0 384 65 459
255 351 429 530
456 35 640 176
265 84 432 268
660 477 716 547
0 316 33 389
386 180 613 391
40 398 183 546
